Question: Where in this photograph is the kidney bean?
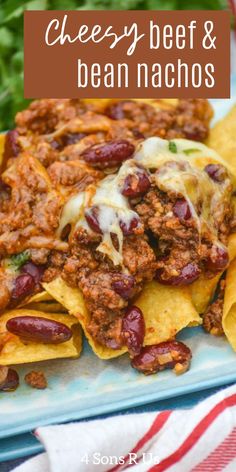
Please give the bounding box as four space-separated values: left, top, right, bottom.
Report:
182 122 208 142
204 164 227 183
205 245 229 272
6 316 72 344
85 206 102 234
81 140 135 168
105 100 135 120
121 170 151 198
156 263 200 286
4 130 20 158
21 262 44 285
173 198 192 220
0 366 9 386
131 340 192 375
11 274 35 301
132 128 145 140
0 369 19 392
119 216 141 236
122 306 145 357
112 274 135 300
51 133 86 150
1 130 20 172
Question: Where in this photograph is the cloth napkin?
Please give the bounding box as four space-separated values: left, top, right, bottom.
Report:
13 383 236 472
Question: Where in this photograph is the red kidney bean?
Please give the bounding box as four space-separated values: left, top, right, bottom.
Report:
0 366 9 386
11 274 35 301
21 262 44 285
51 133 86 150
112 274 135 300
1 130 20 172
182 122 208 142
4 130 20 158
121 170 151 198
85 206 102 234
106 100 135 120
119 216 141 236
156 263 200 286
204 164 227 183
131 341 192 375
6 316 72 344
173 198 192 220
132 128 145 140
205 245 229 272
0 369 19 392
122 306 145 357
81 140 135 168
61 223 71 241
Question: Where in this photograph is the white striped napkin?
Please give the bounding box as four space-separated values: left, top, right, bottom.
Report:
13 383 236 472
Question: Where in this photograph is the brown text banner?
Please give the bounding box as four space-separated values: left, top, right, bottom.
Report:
24 10 230 98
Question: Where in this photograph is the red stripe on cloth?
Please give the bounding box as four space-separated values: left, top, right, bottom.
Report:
109 410 172 472
148 393 236 472
192 427 236 472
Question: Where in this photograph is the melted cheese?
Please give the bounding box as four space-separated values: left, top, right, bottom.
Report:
59 137 233 266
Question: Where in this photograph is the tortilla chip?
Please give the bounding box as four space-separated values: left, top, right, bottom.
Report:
190 274 221 314
189 231 236 315
20 291 53 307
136 281 201 345
222 259 236 350
43 277 201 359
0 134 5 164
228 233 236 262
25 301 67 313
207 106 236 177
0 309 82 365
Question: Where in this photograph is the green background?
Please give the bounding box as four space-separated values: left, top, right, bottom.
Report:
0 0 228 130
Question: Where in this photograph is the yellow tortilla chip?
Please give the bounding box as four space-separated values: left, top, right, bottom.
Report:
228 233 236 262
189 232 236 315
190 274 221 314
136 281 201 345
25 301 67 313
43 277 201 359
0 309 82 365
0 134 5 164
223 259 236 350
20 291 53 306
207 106 236 177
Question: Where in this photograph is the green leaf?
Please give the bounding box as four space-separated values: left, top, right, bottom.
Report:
9 250 30 270
168 141 178 153
0 27 14 54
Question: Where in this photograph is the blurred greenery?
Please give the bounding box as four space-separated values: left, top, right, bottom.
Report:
0 0 228 130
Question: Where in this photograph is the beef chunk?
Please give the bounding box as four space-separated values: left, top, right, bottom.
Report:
24 371 47 389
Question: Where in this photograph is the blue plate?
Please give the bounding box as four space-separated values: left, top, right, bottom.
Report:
1 85 236 443
1 327 236 440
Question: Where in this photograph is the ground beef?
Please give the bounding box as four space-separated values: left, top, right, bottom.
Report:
6 99 213 174
202 279 225 336
61 233 157 348
0 153 62 255
105 99 213 141
134 169 232 285
24 371 47 389
47 161 103 197
16 99 86 135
